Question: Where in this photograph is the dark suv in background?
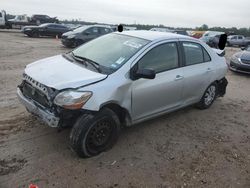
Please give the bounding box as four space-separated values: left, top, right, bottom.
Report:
61 25 113 48
30 14 59 25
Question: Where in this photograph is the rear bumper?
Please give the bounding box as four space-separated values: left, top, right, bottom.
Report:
17 88 59 127
229 61 250 74
217 77 228 97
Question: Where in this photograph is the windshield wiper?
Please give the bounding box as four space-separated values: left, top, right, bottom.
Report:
71 52 87 66
71 52 101 73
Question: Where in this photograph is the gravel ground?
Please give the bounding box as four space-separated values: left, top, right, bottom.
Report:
0 30 250 188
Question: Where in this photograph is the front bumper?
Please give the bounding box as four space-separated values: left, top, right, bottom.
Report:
229 61 250 74
61 38 75 47
17 88 59 127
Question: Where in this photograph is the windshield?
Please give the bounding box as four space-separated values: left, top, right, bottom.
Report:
72 33 150 74
39 23 49 27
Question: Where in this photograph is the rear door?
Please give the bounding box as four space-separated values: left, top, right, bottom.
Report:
131 41 184 120
45 24 58 36
180 41 213 105
81 27 99 43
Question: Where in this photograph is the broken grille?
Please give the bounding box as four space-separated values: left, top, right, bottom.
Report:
22 81 51 108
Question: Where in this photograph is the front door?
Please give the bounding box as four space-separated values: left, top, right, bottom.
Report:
131 42 184 121
82 27 99 43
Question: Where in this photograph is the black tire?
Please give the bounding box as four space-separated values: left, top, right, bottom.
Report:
70 108 121 158
196 83 217 110
31 31 39 38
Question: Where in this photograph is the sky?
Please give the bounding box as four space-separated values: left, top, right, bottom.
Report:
1 0 250 28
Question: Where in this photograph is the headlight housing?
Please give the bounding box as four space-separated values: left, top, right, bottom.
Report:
54 90 92 110
231 55 241 64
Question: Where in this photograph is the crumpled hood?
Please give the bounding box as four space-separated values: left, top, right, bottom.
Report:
25 55 107 90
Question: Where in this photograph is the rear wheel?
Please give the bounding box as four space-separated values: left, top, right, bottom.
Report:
196 83 217 109
70 108 121 158
31 31 39 38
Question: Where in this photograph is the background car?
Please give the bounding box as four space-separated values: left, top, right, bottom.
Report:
30 14 59 25
200 31 225 43
227 35 250 47
229 45 250 74
206 34 221 48
61 25 113 48
172 30 188 36
21 23 70 37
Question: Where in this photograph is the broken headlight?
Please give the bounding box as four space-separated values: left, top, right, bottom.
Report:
54 90 92 110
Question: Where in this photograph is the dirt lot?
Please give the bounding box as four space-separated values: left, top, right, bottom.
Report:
0 30 250 188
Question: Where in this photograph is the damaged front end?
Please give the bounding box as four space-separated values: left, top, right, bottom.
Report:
17 74 83 128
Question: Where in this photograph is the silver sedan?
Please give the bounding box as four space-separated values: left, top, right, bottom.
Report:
18 31 228 157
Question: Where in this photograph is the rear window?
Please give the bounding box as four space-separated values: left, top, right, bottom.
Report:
182 42 211 66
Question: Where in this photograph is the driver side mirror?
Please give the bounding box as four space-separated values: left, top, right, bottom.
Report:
131 68 156 80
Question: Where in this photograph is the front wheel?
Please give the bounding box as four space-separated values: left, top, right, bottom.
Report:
70 108 121 158
196 83 217 109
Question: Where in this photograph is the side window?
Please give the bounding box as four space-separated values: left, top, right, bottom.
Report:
47 25 55 28
92 27 98 34
183 42 203 65
99 27 111 34
182 42 211 66
231 36 237 40
238 36 243 40
138 43 179 73
85 27 98 35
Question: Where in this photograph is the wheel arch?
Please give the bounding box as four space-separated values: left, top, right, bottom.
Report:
100 102 132 127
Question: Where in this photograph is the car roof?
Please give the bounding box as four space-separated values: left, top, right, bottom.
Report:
90 24 111 28
117 30 191 41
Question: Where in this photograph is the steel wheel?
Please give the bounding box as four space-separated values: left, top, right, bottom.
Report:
85 119 114 154
70 109 121 158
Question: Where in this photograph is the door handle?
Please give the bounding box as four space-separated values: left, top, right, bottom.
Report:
206 68 212 72
175 75 184 81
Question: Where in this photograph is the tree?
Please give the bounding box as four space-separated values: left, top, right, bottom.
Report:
201 24 209 30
